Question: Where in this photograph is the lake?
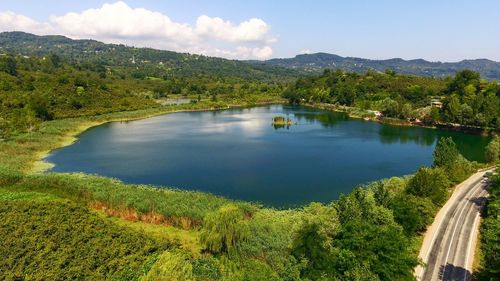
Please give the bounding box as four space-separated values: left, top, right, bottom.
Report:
46 105 490 207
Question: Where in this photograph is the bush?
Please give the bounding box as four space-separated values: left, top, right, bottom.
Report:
141 251 194 281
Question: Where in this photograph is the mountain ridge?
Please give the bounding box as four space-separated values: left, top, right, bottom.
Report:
255 52 500 80
1 31 499 80
0 31 297 81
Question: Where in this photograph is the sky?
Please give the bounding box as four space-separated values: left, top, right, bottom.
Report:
0 0 499 61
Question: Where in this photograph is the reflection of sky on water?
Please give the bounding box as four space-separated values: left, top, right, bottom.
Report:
46 105 490 207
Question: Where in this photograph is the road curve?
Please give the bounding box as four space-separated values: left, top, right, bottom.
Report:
415 169 493 281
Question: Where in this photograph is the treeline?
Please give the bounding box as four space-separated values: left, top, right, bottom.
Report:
283 69 500 130
0 31 297 81
0 54 284 138
478 170 500 280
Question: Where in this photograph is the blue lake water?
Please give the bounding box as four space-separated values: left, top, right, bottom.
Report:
46 105 489 207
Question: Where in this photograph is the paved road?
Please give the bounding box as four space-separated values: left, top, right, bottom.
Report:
415 169 493 281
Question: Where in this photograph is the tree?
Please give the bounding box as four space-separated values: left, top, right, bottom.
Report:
381 98 400 118
433 137 459 168
407 167 450 205
444 95 461 122
292 203 340 280
335 220 418 281
485 136 500 163
446 70 480 96
335 188 394 226
389 194 436 235
200 204 250 254
429 107 441 123
0 56 17 76
48 53 61 68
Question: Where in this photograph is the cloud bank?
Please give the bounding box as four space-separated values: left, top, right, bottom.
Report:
0 1 276 59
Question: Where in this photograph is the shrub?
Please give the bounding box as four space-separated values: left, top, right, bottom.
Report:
141 251 194 281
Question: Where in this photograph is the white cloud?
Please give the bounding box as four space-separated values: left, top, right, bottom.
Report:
0 11 53 34
0 1 276 60
195 15 271 43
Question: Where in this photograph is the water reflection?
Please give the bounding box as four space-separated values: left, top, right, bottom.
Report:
378 125 437 146
46 105 489 207
294 111 349 128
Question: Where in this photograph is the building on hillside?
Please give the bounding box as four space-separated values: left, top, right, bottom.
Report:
431 100 443 108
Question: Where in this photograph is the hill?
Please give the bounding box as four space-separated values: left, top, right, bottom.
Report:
0 31 296 81
254 52 500 81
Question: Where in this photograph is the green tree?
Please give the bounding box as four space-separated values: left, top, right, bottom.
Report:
389 194 436 235
335 220 418 281
485 136 500 163
446 70 480 96
335 188 394 226
407 167 450 205
433 137 459 168
292 203 340 280
0 56 17 76
444 95 461 122
200 204 250 254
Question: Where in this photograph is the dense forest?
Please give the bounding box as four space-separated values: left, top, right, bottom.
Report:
283 69 500 130
0 53 285 138
258 52 500 81
0 32 297 81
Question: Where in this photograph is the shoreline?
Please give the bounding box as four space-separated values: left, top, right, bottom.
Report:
30 100 284 174
33 100 493 174
305 102 495 136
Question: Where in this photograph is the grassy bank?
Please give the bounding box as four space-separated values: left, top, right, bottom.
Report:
1 97 284 175
1 99 284 228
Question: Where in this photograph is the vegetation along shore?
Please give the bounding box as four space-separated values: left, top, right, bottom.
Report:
0 32 499 280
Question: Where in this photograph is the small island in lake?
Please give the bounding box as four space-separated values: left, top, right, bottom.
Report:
272 116 293 125
272 116 294 129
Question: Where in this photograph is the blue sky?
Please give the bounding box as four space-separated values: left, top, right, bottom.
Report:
1 0 499 61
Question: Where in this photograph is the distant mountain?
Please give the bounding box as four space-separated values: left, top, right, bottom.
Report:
0 31 296 81
253 52 500 81
2 32 499 81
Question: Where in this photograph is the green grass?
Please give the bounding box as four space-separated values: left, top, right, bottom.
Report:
101 214 202 256
4 173 255 228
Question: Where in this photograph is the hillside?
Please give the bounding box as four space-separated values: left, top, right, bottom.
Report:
255 52 500 81
0 32 296 81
